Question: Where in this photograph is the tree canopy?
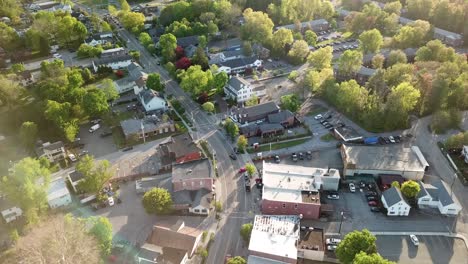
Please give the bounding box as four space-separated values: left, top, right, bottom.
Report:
338 50 363 76
240 223 253 243
271 28 294 57
400 180 421 199
336 229 377 264
280 94 301 112
353 252 395 264
241 8 274 45
88 216 113 256
307 46 333 71
178 65 214 96
359 29 383 54
224 118 239 140
227 256 247 264
76 155 113 194
142 188 173 214
146 73 165 92
287 40 309 65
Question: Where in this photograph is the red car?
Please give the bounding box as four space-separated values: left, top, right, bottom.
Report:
368 201 377 206
238 168 246 173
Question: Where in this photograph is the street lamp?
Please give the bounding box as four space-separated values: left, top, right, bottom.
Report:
338 211 344 234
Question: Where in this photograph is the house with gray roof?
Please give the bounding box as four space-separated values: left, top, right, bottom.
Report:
381 186 410 216
137 89 167 113
218 57 262 74
113 62 148 94
417 179 462 215
35 141 66 163
276 18 330 33
92 54 132 72
333 64 376 85
230 101 280 124
176 35 199 48
120 118 175 141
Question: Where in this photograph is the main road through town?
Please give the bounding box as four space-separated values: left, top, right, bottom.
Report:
118 28 253 263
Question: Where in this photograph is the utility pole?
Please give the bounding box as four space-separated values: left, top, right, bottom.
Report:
141 120 145 144
338 211 344 234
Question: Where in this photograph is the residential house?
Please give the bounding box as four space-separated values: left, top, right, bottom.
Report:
135 243 160 264
92 54 133 72
340 144 429 180
210 49 245 64
35 141 66 163
0 196 22 223
18 70 36 86
461 146 468 164
137 89 167 113
67 170 84 193
158 133 202 171
417 180 462 215
399 16 464 47
176 36 199 48
47 177 72 209
84 32 113 47
381 186 410 216
230 101 280 124
333 64 376 85
276 18 330 33
248 215 300 264
184 44 198 58
100 47 127 58
261 161 341 219
120 118 175 141
240 123 285 139
146 220 203 259
113 62 147 94
224 76 265 103
217 56 262 74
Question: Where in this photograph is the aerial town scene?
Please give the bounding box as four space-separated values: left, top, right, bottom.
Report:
0 0 467 263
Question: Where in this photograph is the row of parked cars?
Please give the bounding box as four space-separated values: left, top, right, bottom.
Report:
379 135 402 144
359 181 381 212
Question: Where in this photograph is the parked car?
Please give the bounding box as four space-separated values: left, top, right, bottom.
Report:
359 181 366 188
229 153 237 160
108 197 115 206
327 245 337 251
325 114 332 120
244 174 249 181
388 136 396 143
89 124 100 133
325 124 333 129
367 196 378 201
327 194 340 200
366 191 378 197
274 155 280 163
91 119 101 124
314 114 323 120
52 53 62 58
383 137 391 144
68 153 77 162
100 131 112 137
122 146 133 152
394 135 401 143
368 201 377 206
239 168 247 174
78 150 89 156
306 151 312 160
298 152 304 160
292 153 298 162
370 207 380 212
409 234 419 246
326 238 342 245
349 183 356 192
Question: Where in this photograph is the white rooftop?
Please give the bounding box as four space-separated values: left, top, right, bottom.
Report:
247 255 288 264
249 215 300 260
47 177 70 201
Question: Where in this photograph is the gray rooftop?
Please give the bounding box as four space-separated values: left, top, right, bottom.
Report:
423 180 455 207
120 118 171 136
94 54 132 66
223 49 243 58
267 110 294 124
234 101 279 119
220 56 258 69
176 35 199 48
172 159 212 181
42 141 64 151
277 18 329 31
173 188 212 209
382 186 404 207
227 76 250 91
434 28 463 40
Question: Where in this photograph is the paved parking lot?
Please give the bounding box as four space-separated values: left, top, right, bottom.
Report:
376 235 468 264
76 123 117 158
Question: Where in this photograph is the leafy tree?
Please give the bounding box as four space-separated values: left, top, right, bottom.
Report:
336 229 377 264
415 40 456 63
242 41 253 56
11 63 25 73
307 46 333 70
224 118 239 140
0 75 26 110
119 11 145 33
430 109 460 134
227 256 247 264
159 33 177 62
202 102 215 113
19 121 38 149
76 155 113 194
391 181 400 189
100 79 119 101
333 80 369 120
88 217 113 256
146 73 165 92
245 163 256 176
158 1 193 26
241 8 274 45
384 82 420 129
178 65 214 95
213 71 228 93
120 0 131 12
353 252 395 264
383 63 413 88
393 20 431 49
304 68 333 95
304 30 317 46
237 135 248 151
0 22 20 52
7 215 101 263
139 32 153 47
287 40 309 65
359 29 383 54
271 28 293 57
387 50 407 67
191 47 209 70
267 0 334 24
400 180 420 199
371 54 385 69
215 201 222 212
0 158 50 224
77 44 102 58
245 95 258 106
445 131 468 149
82 88 109 117
198 35 207 49
288 70 299 82
338 50 363 76
280 94 301 112
383 1 402 15
142 188 173 214
240 223 253 243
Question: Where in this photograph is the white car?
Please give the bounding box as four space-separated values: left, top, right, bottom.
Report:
409 234 419 246
349 183 356 192
326 238 342 245
389 136 396 143
314 114 323 120
68 154 77 162
327 245 337 251
108 197 115 206
327 194 339 200
52 53 62 59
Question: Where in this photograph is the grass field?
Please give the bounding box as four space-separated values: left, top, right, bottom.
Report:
247 138 309 153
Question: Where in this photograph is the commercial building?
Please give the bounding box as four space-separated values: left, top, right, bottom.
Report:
261 161 340 219
341 144 429 180
92 54 133 72
157 133 202 171
333 126 362 142
35 141 66 163
171 159 214 192
381 186 410 216
417 179 462 216
120 119 175 141
47 177 72 209
230 101 280 125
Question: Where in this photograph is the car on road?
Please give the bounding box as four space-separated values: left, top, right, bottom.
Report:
370 207 381 212
410 234 419 246
327 194 339 200
326 238 342 245
274 155 280 163
229 153 237 160
122 146 133 152
349 183 356 192
327 245 337 251
368 201 378 206
314 114 323 120
52 53 62 59
298 152 304 160
78 150 89 156
108 197 115 206
383 137 391 144
306 151 312 160
239 168 246 174
367 196 378 201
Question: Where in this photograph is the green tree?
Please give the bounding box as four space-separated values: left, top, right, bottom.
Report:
359 29 383 54
0 158 50 224
445 131 468 148
242 41 253 56
383 1 402 15
245 95 258 106
77 44 102 58
287 40 309 65
304 30 317 46
11 63 25 73
371 54 385 69
353 252 395 264
213 71 228 93
241 8 274 45
0 75 26 110
280 94 301 112
19 121 38 149
146 73 165 92
393 20 431 49
88 216 113 256
192 47 209 70
76 155 113 194
100 79 119 101
336 229 377 264
178 65 214 95
400 180 420 199
120 0 131 12
384 82 420 130
288 70 299 82
383 63 413 88
0 22 20 52
391 181 400 189
9 229 19 244
304 68 333 95
215 201 222 212
387 50 407 67
138 32 153 47
227 256 247 264
271 28 294 57
202 102 215 113
415 40 456 63
142 188 173 214
82 88 109 117
159 33 177 62
245 163 256 176
237 135 248 151
224 118 239 140
198 35 207 49
307 46 333 70
119 12 145 33
338 50 363 76
240 223 253 243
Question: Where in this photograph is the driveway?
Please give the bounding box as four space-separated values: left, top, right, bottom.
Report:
376 235 468 264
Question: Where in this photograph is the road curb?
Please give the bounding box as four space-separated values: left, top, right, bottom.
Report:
370 231 468 250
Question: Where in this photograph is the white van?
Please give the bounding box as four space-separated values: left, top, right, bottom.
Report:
89 124 100 133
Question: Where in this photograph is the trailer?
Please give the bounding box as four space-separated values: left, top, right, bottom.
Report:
364 137 379 145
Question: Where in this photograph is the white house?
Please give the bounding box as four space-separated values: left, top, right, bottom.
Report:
0 196 22 224
224 76 254 102
92 54 133 72
138 89 167 113
417 180 462 216
462 146 468 164
218 57 262 74
381 186 410 216
47 177 72 209
35 141 66 163
113 62 147 94
84 32 114 47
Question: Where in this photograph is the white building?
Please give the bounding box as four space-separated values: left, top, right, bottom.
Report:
92 54 133 72
224 76 265 103
381 187 410 216
138 89 167 113
417 180 462 216
462 146 468 164
35 141 66 163
0 196 22 224
84 32 114 47
248 215 300 264
47 177 72 209
341 144 429 180
218 57 262 74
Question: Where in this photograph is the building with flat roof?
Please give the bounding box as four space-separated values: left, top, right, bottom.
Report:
333 126 362 142
248 215 300 264
341 144 428 180
47 177 72 209
172 159 214 192
261 161 340 219
120 119 175 141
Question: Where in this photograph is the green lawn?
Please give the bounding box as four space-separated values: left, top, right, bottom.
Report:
247 138 309 153
320 133 335 142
